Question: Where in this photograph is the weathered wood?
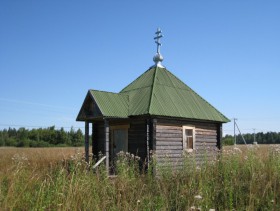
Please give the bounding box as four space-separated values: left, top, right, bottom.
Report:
156 125 182 130
152 119 157 152
146 119 150 164
156 129 182 134
85 121 89 163
155 153 183 158
196 138 217 143
156 137 182 142
217 123 222 150
156 157 184 165
156 141 182 146
196 132 217 136
156 145 183 150
195 142 217 147
157 119 217 129
196 134 217 138
104 120 109 174
155 149 184 154
156 133 183 138
156 161 184 166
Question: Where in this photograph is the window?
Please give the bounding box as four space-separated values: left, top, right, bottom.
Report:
183 126 195 152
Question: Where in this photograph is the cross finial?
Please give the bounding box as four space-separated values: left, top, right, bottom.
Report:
154 28 163 54
153 28 164 67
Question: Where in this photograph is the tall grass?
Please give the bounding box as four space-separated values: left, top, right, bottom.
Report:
0 146 280 210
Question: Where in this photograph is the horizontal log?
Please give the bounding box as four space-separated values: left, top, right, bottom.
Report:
196 138 217 142
195 132 217 136
156 157 183 164
195 148 218 152
195 142 217 146
196 134 216 138
156 141 182 146
155 149 184 155
155 153 183 158
156 129 182 134
156 125 182 130
156 133 182 138
156 145 183 150
196 128 217 132
157 120 217 127
156 161 184 166
157 137 182 142
189 153 218 158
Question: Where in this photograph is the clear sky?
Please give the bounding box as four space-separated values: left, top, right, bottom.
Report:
1 0 280 135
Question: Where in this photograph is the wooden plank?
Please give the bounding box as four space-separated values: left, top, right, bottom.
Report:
196 131 217 136
156 141 182 146
196 128 216 132
156 157 184 164
157 137 182 142
156 161 184 166
157 134 182 138
156 125 181 130
156 145 183 150
195 143 217 147
157 128 183 134
195 138 217 143
85 121 89 163
155 153 183 158
104 120 109 174
196 134 217 138
155 149 183 154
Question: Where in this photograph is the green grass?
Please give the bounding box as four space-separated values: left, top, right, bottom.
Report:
0 146 280 210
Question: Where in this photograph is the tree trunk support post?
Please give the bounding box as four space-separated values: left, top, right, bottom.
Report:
104 119 109 174
146 119 150 166
217 123 223 150
85 121 89 163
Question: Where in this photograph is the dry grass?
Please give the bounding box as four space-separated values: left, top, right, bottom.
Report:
0 145 280 210
0 147 83 175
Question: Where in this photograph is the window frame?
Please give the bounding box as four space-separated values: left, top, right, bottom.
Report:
182 126 196 152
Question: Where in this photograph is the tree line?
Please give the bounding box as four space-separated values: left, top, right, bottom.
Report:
0 126 84 147
223 132 280 145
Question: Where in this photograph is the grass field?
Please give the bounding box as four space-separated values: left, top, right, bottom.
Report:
0 145 280 210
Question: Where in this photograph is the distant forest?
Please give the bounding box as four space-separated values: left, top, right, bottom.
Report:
223 132 280 145
1 127 279 147
0 126 84 147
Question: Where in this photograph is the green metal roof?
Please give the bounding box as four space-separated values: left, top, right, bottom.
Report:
77 66 229 123
120 66 229 122
90 90 128 118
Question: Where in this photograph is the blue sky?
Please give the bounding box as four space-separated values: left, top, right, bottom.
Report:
0 0 279 135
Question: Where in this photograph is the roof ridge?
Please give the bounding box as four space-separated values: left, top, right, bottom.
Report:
120 85 152 93
120 67 154 93
162 68 229 122
147 66 158 113
156 83 190 90
187 86 230 122
90 89 126 96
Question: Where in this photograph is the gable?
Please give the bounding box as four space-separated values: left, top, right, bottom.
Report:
76 92 103 121
76 90 129 121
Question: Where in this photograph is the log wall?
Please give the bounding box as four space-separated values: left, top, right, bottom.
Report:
155 119 220 167
128 119 147 161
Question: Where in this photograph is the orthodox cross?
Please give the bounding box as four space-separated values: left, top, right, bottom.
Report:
154 28 163 54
